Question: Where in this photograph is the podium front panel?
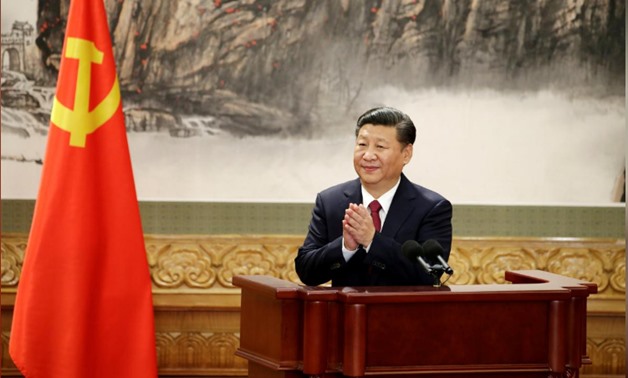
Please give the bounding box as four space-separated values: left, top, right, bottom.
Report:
362 300 551 367
235 272 595 378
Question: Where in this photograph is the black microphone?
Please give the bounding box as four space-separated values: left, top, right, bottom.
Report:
422 239 453 275
401 240 433 274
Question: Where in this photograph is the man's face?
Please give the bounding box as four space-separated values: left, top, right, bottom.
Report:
353 124 413 196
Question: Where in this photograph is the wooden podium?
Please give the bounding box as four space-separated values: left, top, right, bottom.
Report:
234 270 596 378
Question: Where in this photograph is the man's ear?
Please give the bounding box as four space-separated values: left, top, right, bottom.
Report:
403 144 413 164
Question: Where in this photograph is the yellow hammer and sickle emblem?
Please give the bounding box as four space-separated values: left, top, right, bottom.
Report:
51 37 121 148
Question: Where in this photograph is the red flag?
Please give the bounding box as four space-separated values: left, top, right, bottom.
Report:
9 0 158 377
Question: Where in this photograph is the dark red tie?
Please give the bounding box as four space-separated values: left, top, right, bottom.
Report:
368 200 382 232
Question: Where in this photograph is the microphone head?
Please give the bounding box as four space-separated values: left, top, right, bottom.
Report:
422 239 445 260
401 240 423 260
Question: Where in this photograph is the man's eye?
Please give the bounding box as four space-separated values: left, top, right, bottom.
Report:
377 145 386 149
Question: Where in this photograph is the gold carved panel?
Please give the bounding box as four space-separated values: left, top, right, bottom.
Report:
447 238 626 300
585 338 626 375
155 332 246 373
144 235 302 291
2 234 625 298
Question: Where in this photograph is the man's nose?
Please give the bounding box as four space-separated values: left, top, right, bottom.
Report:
363 149 377 160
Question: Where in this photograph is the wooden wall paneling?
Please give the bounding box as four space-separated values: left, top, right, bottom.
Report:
1 233 625 377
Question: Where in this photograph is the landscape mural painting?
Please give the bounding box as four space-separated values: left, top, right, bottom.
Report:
2 0 625 204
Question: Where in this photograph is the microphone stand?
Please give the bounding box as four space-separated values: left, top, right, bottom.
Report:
428 265 446 287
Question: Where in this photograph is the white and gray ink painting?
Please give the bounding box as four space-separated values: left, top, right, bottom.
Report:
2 0 624 204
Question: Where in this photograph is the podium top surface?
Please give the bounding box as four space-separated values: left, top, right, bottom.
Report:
232 270 596 303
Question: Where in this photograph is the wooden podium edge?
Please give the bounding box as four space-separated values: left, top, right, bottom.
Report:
234 349 300 371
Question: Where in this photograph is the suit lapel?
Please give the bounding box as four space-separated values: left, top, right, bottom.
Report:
343 178 363 205
381 174 416 237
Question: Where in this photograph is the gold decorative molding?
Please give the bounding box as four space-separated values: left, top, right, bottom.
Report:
155 332 246 372
1 238 25 287
2 234 623 297
1 233 625 377
149 244 217 289
447 238 626 296
143 235 303 291
583 338 626 375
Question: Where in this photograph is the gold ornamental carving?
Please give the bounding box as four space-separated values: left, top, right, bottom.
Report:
1 331 14 371
478 247 539 284
546 248 608 291
155 332 246 370
609 254 625 293
218 247 278 287
584 338 626 375
148 244 216 289
1 234 625 297
140 236 304 290
1 239 25 287
445 240 626 298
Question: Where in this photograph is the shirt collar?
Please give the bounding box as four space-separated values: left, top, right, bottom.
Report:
361 178 401 216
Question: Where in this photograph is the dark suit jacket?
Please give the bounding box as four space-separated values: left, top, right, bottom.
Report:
295 173 452 287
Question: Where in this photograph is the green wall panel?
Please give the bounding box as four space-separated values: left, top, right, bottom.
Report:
2 199 624 238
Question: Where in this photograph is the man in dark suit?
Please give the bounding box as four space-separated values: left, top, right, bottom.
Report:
295 107 452 287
